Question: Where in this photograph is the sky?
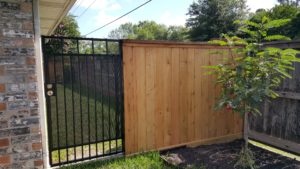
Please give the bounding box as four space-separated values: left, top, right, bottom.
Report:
69 0 278 38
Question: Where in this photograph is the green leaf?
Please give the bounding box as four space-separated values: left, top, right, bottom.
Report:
202 65 220 69
264 19 291 29
274 68 292 78
262 16 269 24
264 35 291 41
242 20 260 28
238 27 257 37
208 40 228 46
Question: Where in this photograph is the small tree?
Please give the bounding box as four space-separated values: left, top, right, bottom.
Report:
208 17 299 168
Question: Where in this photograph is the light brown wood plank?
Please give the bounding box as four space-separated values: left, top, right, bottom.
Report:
179 48 189 143
123 46 138 154
135 47 147 152
187 48 195 141
145 47 156 150
170 48 180 145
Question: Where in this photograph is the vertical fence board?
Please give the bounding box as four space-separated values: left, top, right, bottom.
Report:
123 46 138 154
145 47 156 150
170 48 180 145
123 41 243 155
135 47 147 152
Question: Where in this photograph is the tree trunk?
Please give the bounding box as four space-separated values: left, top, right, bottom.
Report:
244 111 249 148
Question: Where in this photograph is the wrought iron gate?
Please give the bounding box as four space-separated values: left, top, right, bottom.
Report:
42 36 124 166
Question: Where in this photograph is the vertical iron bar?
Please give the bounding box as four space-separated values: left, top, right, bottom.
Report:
77 39 84 159
113 42 119 152
61 38 69 163
101 44 105 155
42 37 53 165
106 40 111 153
70 48 76 160
53 38 61 164
86 46 91 158
92 40 98 156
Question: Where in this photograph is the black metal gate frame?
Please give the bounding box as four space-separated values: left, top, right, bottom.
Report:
41 36 125 167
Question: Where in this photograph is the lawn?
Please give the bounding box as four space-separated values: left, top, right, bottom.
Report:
60 152 195 169
48 83 123 164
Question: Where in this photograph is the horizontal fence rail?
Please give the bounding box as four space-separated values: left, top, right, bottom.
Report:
42 36 124 166
122 40 244 155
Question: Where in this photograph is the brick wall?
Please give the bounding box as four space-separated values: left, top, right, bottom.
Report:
0 0 43 168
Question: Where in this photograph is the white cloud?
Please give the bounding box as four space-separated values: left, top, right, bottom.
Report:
247 0 278 12
159 11 186 26
93 11 132 27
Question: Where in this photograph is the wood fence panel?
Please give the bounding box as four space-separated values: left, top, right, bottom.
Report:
123 40 243 155
248 42 300 155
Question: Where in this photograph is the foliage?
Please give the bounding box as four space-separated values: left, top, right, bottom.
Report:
52 14 80 37
108 23 135 39
186 0 248 41
166 26 189 41
290 12 300 39
208 17 300 117
108 21 188 41
277 0 300 7
234 147 256 169
250 4 300 39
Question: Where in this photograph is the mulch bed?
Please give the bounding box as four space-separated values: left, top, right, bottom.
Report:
161 140 300 169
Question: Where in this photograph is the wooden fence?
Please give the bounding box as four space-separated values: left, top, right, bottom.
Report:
122 40 243 155
249 41 300 155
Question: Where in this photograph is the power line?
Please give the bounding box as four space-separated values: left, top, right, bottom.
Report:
78 0 97 18
84 0 152 36
71 0 83 15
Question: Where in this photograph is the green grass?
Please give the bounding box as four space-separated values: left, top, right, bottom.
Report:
60 152 181 169
49 84 122 164
52 139 122 164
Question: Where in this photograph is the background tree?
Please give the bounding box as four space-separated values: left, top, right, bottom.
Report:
108 23 135 39
250 4 300 39
277 0 300 7
108 21 188 41
52 14 80 37
186 0 248 41
166 26 189 41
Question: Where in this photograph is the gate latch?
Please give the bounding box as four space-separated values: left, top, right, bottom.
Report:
45 83 56 97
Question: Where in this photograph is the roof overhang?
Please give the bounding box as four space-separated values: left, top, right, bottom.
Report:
39 0 76 35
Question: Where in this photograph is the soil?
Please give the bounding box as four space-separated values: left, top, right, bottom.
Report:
161 140 300 169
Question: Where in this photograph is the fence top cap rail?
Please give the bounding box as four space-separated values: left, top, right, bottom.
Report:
41 35 121 42
123 39 217 46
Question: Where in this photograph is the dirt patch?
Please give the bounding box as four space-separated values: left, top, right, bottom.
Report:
161 140 300 169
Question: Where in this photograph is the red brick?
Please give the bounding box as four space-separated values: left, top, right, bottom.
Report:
32 143 42 151
0 103 6 111
20 3 32 13
34 160 43 166
0 138 9 148
27 75 37 82
0 84 5 93
26 57 35 65
23 21 33 30
0 155 10 165
15 39 34 47
31 126 40 134
28 92 38 100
